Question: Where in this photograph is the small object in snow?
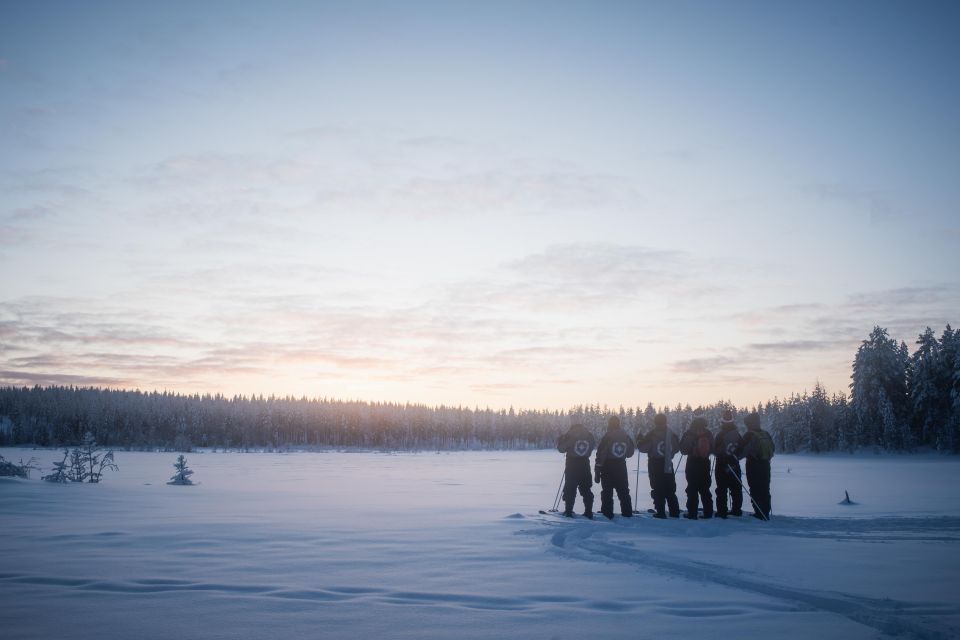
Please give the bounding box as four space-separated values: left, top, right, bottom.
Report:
505 513 524 519
839 490 857 505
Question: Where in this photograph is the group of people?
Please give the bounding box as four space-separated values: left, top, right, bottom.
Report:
555 410 774 521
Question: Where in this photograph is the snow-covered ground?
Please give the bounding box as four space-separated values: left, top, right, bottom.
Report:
2 448 959 639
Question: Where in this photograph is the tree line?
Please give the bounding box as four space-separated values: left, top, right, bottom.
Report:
0 325 957 453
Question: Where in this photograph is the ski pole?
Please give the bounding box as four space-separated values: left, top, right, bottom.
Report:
550 469 566 512
725 463 767 521
633 453 640 511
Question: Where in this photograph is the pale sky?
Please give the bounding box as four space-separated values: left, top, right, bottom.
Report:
1 0 958 410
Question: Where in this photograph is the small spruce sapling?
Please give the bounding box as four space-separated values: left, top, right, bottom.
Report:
0 454 39 478
42 450 71 483
82 431 118 483
167 454 194 485
68 449 88 482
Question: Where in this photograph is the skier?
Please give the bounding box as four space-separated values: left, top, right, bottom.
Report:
713 409 744 518
556 423 596 518
679 416 714 519
594 416 635 519
738 412 774 520
637 413 680 519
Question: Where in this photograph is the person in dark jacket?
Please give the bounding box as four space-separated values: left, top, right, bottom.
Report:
679 416 714 519
594 416 635 519
713 409 744 518
637 413 680 518
738 412 773 520
556 423 596 518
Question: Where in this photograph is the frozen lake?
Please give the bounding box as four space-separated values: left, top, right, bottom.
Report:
2 448 959 639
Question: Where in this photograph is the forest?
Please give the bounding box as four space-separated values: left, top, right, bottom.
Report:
1 325 957 454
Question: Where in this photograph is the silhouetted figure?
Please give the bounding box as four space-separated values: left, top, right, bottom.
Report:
594 416 635 519
556 423 596 517
637 413 680 518
738 412 774 519
713 409 744 518
679 416 714 519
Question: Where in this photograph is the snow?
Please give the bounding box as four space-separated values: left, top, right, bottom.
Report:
2 448 959 639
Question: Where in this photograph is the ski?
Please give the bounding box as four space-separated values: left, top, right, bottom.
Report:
538 509 596 520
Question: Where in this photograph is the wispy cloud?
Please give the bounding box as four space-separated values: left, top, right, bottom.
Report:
804 182 902 222
0 370 129 387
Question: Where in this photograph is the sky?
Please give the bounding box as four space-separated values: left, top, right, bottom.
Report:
1 0 958 410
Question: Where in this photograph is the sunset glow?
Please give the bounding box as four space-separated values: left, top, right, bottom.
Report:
2 1 958 409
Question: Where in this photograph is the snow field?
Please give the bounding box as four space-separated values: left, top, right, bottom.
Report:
2 448 959 639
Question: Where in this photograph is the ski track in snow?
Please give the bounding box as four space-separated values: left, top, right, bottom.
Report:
526 515 960 640
0 570 636 614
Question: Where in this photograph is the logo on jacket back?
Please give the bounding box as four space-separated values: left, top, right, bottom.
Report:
655 441 665 457
611 441 627 458
725 441 737 456
574 439 590 457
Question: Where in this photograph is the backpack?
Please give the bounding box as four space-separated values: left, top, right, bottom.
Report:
695 432 712 458
755 431 775 461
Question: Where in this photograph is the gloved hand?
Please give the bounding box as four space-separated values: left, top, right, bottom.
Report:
594 467 601 484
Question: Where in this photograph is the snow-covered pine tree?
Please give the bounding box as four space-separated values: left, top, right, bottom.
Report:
167 454 194 485
851 326 911 451
949 328 960 452
42 450 71 483
832 391 854 453
808 382 833 453
939 325 960 451
909 327 943 448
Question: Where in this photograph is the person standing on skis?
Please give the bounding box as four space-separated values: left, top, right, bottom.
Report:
637 413 680 518
556 423 596 518
679 416 714 519
738 411 774 520
594 416 635 519
713 409 744 518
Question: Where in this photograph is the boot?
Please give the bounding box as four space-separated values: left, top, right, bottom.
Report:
652 512 667 519
667 495 680 518
583 511 594 520
563 510 573 518
683 512 698 520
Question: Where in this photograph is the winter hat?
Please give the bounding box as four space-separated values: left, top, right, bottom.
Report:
654 413 667 428
744 412 761 430
607 416 621 430
691 416 708 430
721 409 735 425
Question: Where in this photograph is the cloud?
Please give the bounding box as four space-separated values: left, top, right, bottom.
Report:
434 242 720 314
131 152 315 191
5 205 56 222
507 243 684 289
399 136 465 150
804 183 901 222
669 283 960 388
0 370 129 387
